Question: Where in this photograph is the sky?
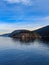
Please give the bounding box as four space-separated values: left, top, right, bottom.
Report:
0 0 49 34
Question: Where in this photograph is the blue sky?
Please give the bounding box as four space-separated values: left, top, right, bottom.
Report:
0 0 49 34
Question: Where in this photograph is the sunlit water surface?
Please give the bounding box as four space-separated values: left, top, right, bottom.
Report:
0 37 49 65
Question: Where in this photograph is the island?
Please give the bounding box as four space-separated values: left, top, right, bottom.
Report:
0 25 49 41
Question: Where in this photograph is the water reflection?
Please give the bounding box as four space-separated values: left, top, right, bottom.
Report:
0 37 49 65
12 38 35 44
11 38 49 49
40 39 49 44
12 37 49 44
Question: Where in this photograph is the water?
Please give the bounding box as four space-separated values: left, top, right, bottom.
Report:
0 37 49 65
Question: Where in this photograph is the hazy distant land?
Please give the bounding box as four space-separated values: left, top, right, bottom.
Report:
0 25 49 42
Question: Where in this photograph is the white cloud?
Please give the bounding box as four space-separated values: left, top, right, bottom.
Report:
34 16 49 23
3 0 49 11
4 0 32 5
0 16 49 34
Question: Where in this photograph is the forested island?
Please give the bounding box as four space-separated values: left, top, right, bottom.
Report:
0 25 49 41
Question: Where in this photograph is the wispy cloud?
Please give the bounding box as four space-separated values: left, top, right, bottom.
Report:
0 16 49 34
4 0 32 5
0 0 49 34
3 0 49 12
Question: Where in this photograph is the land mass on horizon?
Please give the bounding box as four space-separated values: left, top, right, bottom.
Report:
0 25 49 41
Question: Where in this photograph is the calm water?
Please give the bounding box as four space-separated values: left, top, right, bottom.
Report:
0 37 49 65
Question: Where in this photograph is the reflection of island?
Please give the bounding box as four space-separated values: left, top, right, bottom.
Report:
0 25 49 42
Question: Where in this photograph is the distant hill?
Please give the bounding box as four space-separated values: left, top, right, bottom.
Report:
9 29 30 37
33 25 49 40
9 29 41 40
34 25 49 36
0 33 10 37
0 25 49 41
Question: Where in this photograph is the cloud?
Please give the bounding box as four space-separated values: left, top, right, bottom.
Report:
0 0 49 34
3 0 49 11
4 0 32 5
34 16 49 23
0 16 49 34
36 0 49 11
